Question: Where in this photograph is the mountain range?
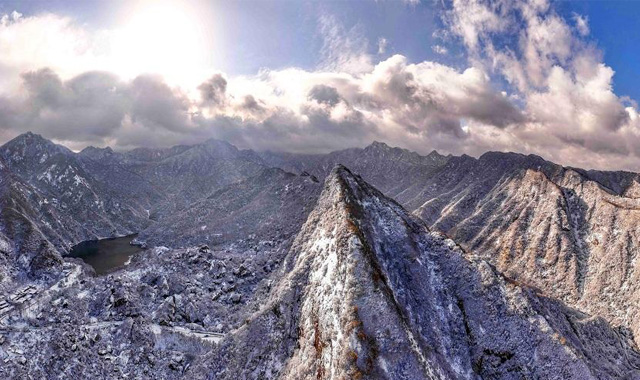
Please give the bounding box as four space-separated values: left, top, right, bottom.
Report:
2 132 640 378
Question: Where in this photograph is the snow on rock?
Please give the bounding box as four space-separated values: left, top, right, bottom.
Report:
2 134 640 378
189 165 640 379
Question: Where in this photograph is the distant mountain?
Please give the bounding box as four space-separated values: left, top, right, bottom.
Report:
0 134 269 288
136 167 322 248
3 130 640 379
259 141 450 199
112 139 268 214
192 166 640 379
135 140 452 248
0 134 272 251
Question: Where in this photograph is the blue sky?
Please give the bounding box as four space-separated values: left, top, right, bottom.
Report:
1 0 640 171
556 1 640 102
0 0 446 74
1 0 636 92
2 0 637 92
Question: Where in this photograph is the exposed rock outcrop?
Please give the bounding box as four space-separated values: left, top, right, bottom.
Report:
192 166 640 379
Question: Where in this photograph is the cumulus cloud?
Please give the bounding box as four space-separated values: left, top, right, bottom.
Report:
0 69 200 148
443 0 640 170
128 75 194 133
0 52 527 155
198 74 228 107
432 45 448 55
0 11 101 94
2 4 640 171
308 85 341 107
7 69 128 142
0 8 524 155
573 13 590 36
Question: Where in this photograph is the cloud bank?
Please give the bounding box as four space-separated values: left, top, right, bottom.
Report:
1 0 640 171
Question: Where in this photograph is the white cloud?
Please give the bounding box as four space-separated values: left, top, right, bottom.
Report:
378 37 388 55
0 11 22 26
0 12 103 94
198 54 525 153
317 15 373 74
446 0 508 52
573 12 590 36
0 53 526 156
2 3 640 171
0 7 210 95
444 0 640 170
432 45 448 55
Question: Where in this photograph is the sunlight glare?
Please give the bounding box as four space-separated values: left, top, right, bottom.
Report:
111 0 210 88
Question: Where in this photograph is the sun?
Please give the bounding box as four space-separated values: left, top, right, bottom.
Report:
110 0 210 88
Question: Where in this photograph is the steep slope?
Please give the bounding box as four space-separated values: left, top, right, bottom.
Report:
401 152 640 346
136 168 322 248
191 166 640 379
76 146 165 216
8 131 640 358
0 157 63 288
406 151 563 224
80 139 269 219
260 146 640 351
0 133 155 252
0 133 269 261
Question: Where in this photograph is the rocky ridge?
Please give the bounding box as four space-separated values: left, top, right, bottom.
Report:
264 144 640 349
190 166 640 379
2 133 640 378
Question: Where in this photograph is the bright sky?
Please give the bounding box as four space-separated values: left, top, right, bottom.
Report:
1 0 640 171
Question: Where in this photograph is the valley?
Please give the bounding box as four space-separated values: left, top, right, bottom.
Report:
2 132 640 378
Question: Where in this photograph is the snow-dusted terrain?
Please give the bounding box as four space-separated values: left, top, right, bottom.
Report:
2 132 640 378
191 166 640 379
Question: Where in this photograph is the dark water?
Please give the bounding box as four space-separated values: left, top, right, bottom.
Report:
68 234 144 275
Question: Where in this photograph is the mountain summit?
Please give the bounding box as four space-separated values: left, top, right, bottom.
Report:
193 165 640 379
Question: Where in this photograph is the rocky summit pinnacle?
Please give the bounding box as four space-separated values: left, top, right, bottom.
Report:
189 165 640 379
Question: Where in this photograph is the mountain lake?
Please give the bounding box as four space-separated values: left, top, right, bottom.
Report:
67 234 144 275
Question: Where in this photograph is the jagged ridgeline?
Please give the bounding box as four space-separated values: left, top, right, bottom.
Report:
2 132 640 379
192 166 640 379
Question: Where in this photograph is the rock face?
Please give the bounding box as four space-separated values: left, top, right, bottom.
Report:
0 156 62 287
191 166 640 379
266 145 640 350
380 151 640 348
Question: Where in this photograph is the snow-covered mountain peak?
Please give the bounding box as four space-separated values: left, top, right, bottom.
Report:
1 132 72 166
197 164 640 379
